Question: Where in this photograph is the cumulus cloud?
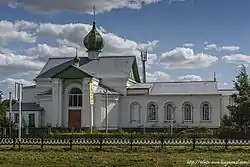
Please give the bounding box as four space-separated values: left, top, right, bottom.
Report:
1 0 162 13
222 54 250 64
25 44 82 62
0 78 34 86
177 75 202 81
0 20 37 44
204 43 240 52
0 52 44 71
146 71 171 82
159 47 218 69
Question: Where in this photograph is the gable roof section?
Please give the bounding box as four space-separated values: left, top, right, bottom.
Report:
51 65 94 79
9 102 43 111
35 56 140 94
35 58 74 79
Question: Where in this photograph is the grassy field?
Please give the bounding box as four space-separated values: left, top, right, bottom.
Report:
0 146 250 167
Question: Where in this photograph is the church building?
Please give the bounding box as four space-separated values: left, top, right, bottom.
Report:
7 19 236 130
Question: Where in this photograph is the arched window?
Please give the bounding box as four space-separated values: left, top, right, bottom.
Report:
130 102 141 123
69 88 82 107
182 102 193 121
201 102 211 121
147 102 158 121
164 103 175 121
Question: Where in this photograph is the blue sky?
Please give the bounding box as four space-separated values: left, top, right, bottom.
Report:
0 0 250 97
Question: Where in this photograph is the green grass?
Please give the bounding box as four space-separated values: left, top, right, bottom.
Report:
0 146 250 167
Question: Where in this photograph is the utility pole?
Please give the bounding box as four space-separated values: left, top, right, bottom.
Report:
15 82 23 141
141 51 148 83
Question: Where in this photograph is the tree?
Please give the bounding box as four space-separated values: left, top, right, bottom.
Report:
0 91 16 127
221 115 233 127
227 64 250 131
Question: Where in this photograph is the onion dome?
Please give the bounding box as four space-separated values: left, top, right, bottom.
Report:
83 21 104 52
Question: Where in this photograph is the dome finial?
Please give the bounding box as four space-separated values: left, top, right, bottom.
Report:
92 5 96 29
93 5 96 22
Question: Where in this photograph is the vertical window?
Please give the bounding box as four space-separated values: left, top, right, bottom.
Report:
68 88 82 107
130 102 141 122
14 113 19 123
183 102 192 121
201 102 211 121
29 114 35 127
229 96 235 105
164 103 175 121
147 102 158 121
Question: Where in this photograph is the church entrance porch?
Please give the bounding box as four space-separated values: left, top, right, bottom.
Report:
68 109 81 129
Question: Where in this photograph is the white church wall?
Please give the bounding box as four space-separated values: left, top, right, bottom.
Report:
219 89 236 117
22 79 52 103
221 95 230 116
94 94 120 129
119 94 221 128
38 98 53 127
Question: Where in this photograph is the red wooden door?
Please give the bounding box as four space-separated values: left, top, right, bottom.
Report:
68 110 81 129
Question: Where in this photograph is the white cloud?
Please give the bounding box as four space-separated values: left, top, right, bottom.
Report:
25 44 82 62
183 43 194 47
35 22 158 58
204 43 240 52
218 46 240 52
1 0 162 14
177 75 202 81
159 47 218 69
0 78 34 89
0 20 37 44
222 54 250 64
146 71 171 82
0 52 44 71
204 44 217 50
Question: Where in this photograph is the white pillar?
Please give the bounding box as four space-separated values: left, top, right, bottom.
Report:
52 78 62 127
81 79 85 128
58 79 63 126
83 78 91 127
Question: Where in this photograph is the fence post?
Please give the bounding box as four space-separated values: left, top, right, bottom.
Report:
99 135 103 150
130 134 133 150
18 139 21 151
161 134 164 150
69 138 73 150
225 138 228 150
41 136 44 149
192 133 196 150
13 136 16 148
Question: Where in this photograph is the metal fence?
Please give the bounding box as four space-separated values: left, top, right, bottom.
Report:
1 134 250 151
